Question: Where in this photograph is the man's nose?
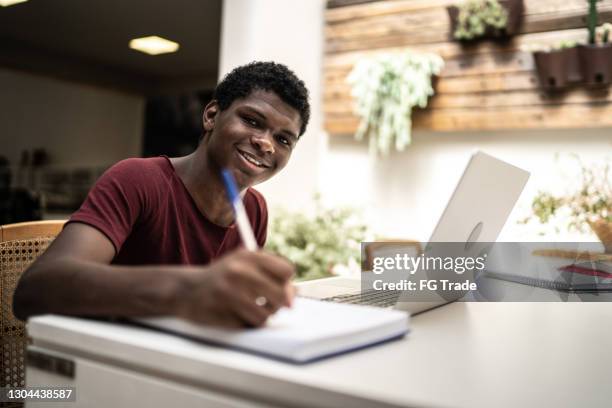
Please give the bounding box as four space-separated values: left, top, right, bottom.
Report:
251 131 275 154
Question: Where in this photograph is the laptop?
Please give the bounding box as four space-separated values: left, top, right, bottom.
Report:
319 151 530 314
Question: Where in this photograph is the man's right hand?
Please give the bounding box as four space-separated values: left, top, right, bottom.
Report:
174 249 296 328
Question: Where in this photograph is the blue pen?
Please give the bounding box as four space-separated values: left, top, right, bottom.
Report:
221 169 258 251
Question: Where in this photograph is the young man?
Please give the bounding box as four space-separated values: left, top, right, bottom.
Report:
13 61 310 328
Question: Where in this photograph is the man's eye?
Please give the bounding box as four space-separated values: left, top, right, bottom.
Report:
243 117 258 127
277 135 291 146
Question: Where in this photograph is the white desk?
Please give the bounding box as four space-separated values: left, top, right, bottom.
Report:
25 278 612 408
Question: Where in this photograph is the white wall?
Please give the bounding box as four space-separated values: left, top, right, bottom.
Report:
0 68 144 169
322 129 612 242
219 0 326 212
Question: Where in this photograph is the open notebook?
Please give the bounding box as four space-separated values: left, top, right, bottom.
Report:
136 297 409 363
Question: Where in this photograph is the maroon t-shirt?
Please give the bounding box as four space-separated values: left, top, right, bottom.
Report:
68 156 268 265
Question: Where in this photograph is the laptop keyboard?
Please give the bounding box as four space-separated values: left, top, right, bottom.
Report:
322 290 400 308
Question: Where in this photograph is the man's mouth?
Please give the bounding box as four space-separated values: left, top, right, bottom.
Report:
237 148 270 168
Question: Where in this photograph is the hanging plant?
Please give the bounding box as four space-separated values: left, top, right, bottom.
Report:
447 0 524 42
346 51 444 155
455 0 508 40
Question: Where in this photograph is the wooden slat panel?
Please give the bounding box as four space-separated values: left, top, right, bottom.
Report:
327 0 385 9
327 0 452 23
325 48 535 84
324 104 612 133
324 0 612 134
325 72 539 101
326 8 446 39
323 28 601 102
420 104 612 129
325 0 590 23
324 28 587 69
435 72 538 92
432 50 532 77
325 2 612 54
324 87 612 116
428 88 612 108
326 8 612 54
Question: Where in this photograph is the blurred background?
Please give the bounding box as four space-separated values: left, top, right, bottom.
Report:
1 0 611 276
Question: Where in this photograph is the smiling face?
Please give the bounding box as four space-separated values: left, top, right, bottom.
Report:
201 89 302 190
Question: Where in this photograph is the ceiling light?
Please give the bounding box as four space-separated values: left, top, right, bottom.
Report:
0 0 29 6
129 36 179 56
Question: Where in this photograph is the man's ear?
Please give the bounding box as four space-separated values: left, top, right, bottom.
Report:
202 100 219 132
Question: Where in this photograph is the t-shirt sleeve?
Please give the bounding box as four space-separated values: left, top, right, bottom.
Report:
67 159 149 254
246 188 268 247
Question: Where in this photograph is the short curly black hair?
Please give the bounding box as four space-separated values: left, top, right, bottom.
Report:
213 61 310 136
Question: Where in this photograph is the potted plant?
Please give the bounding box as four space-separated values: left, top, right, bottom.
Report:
447 0 524 42
529 40 581 90
578 0 612 87
346 51 444 155
526 158 612 253
265 197 368 281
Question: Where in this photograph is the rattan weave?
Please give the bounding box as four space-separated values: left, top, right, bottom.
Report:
1 236 55 390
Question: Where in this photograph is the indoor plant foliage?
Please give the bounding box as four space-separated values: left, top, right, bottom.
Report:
265 198 368 281
453 0 508 40
587 0 604 45
526 157 612 252
347 51 444 155
596 22 612 44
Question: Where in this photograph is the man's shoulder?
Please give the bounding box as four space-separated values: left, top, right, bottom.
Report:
109 156 170 172
104 156 172 181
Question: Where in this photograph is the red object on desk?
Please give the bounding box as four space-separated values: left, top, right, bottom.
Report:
558 264 612 279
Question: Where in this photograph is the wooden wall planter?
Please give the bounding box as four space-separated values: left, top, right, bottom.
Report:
533 47 581 90
447 0 524 42
534 44 612 90
578 43 612 87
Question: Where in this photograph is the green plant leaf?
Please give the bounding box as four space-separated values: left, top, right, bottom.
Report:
453 0 509 40
265 198 370 281
347 51 444 156
525 156 612 231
